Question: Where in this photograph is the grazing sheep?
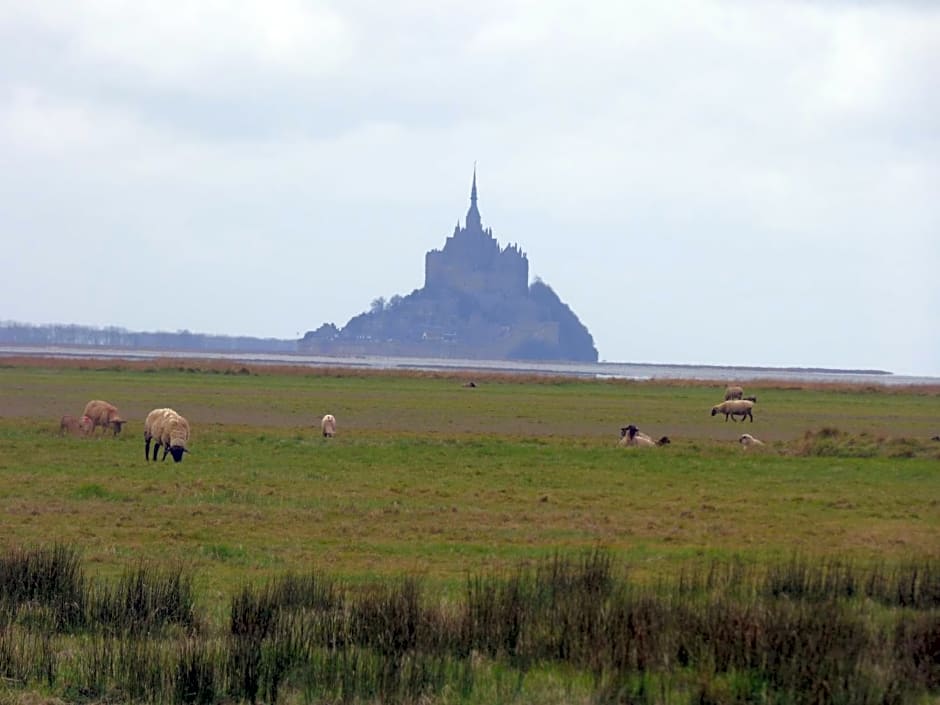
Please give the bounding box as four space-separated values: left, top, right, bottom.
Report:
619 425 669 448
711 399 755 422
724 385 744 401
82 400 126 437
144 407 191 462
321 414 336 438
739 433 765 449
59 414 92 436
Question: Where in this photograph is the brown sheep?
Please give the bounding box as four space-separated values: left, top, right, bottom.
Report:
82 400 126 437
59 414 92 436
724 385 744 401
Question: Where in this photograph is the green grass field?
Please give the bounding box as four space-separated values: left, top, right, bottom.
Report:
1 360 937 596
0 359 939 704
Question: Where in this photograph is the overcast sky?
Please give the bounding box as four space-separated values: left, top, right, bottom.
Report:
2 1 938 376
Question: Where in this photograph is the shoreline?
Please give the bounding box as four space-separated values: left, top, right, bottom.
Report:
1 344 934 386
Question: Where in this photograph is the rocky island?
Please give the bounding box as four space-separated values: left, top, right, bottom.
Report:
300 171 598 362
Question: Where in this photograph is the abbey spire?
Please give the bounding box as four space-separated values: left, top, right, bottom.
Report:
465 164 482 232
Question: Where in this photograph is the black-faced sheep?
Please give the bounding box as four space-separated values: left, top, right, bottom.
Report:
144 407 191 462
724 385 744 401
60 414 92 436
82 400 126 437
711 399 754 422
619 425 670 448
321 414 336 438
739 433 765 448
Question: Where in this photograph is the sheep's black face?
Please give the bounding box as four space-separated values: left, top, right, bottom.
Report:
711 408 718 416
169 446 186 463
619 427 629 438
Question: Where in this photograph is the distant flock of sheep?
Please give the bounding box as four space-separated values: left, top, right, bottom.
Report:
60 400 338 463
62 383 767 460
619 384 765 450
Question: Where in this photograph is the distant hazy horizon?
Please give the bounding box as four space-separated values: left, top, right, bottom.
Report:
3 2 937 376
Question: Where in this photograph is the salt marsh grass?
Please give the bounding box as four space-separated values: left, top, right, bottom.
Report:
0 360 937 702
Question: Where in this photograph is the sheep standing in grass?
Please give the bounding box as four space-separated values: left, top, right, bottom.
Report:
711 400 755 422
144 407 191 462
321 414 336 438
724 386 744 401
82 400 126 437
739 433 765 449
60 414 92 436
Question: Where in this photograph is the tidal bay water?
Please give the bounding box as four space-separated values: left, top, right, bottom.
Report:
2 345 937 386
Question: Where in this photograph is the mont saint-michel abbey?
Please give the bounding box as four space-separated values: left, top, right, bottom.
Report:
301 171 598 363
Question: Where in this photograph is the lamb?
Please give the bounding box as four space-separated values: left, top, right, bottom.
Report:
321 414 336 438
724 385 744 401
619 425 670 447
711 399 755 422
739 433 765 448
60 414 92 436
82 400 126 437
143 407 191 462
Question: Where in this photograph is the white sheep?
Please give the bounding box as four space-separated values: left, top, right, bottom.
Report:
144 407 191 462
739 433 765 449
60 414 92 436
711 399 755 422
618 425 670 447
82 400 127 436
724 385 744 401
321 414 337 438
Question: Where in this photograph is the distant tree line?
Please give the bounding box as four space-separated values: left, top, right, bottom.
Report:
0 321 298 354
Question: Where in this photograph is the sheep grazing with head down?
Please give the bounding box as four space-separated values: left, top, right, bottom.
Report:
321 414 336 438
711 399 755 422
739 433 765 449
724 386 744 401
144 407 191 462
82 400 126 437
60 414 92 437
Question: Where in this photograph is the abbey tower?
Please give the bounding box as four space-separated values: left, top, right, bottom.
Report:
424 169 528 303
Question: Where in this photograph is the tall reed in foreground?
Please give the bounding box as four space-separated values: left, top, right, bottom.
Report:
1 544 938 704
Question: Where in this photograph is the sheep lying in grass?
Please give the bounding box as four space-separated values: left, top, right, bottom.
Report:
59 414 92 436
144 408 191 462
321 414 336 438
619 425 670 448
711 399 754 422
724 385 744 401
739 433 765 449
82 400 126 437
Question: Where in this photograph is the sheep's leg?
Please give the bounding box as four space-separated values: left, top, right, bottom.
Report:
161 446 169 461
152 443 160 461
144 438 151 461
